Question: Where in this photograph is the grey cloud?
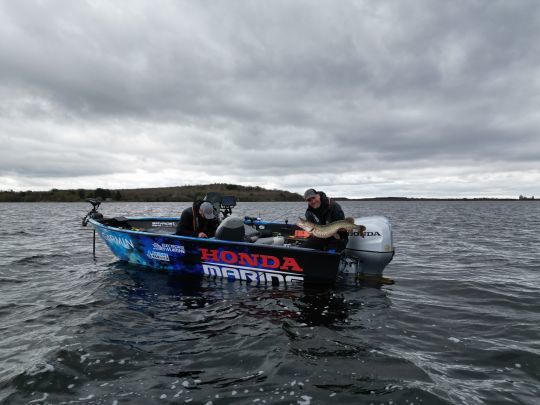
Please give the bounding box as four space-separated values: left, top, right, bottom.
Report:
0 0 539 196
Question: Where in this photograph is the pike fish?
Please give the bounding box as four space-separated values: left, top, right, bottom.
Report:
296 217 366 239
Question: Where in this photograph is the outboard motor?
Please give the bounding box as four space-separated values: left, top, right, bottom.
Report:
343 216 394 277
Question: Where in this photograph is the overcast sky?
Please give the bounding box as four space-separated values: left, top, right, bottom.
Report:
1 0 539 198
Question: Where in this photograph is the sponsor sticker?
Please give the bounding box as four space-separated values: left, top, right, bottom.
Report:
152 242 185 255
152 221 175 228
202 264 303 285
147 251 170 262
200 248 303 272
104 233 134 249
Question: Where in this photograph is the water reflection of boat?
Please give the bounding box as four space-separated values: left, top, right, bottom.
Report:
83 195 394 286
112 263 355 327
111 265 391 333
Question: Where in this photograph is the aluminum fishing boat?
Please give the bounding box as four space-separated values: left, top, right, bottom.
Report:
82 195 394 286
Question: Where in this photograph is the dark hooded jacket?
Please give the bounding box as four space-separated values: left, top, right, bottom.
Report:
305 191 348 242
175 200 219 237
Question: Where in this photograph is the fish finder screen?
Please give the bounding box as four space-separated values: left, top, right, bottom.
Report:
220 196 237 207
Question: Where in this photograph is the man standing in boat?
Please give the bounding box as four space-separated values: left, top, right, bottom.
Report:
175 201 219 238
301 188 348 252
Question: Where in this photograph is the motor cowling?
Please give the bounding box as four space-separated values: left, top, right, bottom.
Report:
344 216 394 276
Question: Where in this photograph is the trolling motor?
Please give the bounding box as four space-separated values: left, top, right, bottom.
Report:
82 198 103 226
82 198 104 257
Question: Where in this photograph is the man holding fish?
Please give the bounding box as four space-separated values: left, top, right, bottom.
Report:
297 189 365 252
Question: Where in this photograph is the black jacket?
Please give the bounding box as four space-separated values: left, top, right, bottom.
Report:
305 192 348 241
175 201 219 237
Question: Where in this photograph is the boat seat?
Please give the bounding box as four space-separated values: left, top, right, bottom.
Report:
214 216 245 242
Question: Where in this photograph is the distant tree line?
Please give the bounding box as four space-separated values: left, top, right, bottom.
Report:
1 185 535 202
0 183 303 202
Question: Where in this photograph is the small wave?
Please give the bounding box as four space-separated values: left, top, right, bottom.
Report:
10 253 69 266
0 230 35 238
0 277 26 284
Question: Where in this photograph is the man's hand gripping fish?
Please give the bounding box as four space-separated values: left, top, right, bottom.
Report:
296 217 366 239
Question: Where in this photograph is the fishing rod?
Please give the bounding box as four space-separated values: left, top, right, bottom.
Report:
264 211 292 224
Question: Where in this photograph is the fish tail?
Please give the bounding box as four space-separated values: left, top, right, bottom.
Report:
358 225 366 237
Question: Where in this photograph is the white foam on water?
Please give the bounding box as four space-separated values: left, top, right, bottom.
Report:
298 395 312 405
78 394 94 400
29 393 48 403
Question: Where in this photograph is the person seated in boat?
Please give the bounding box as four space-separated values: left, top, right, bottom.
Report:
300 188 348 252
175 201 219 238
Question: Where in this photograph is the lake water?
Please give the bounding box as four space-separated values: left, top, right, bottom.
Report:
0 201 538 404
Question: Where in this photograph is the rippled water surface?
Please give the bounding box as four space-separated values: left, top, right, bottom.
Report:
0 201 539 404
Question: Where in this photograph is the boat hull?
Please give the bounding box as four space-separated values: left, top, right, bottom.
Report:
90 218 341 286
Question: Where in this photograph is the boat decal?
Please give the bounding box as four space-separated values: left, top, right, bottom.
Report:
103 232 134 249
147 250 170 262
202 263 303 284
152 242 186 255
151 221 175 228
199 248 303 273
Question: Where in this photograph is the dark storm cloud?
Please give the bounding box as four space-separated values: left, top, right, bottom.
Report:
0 0 539 196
